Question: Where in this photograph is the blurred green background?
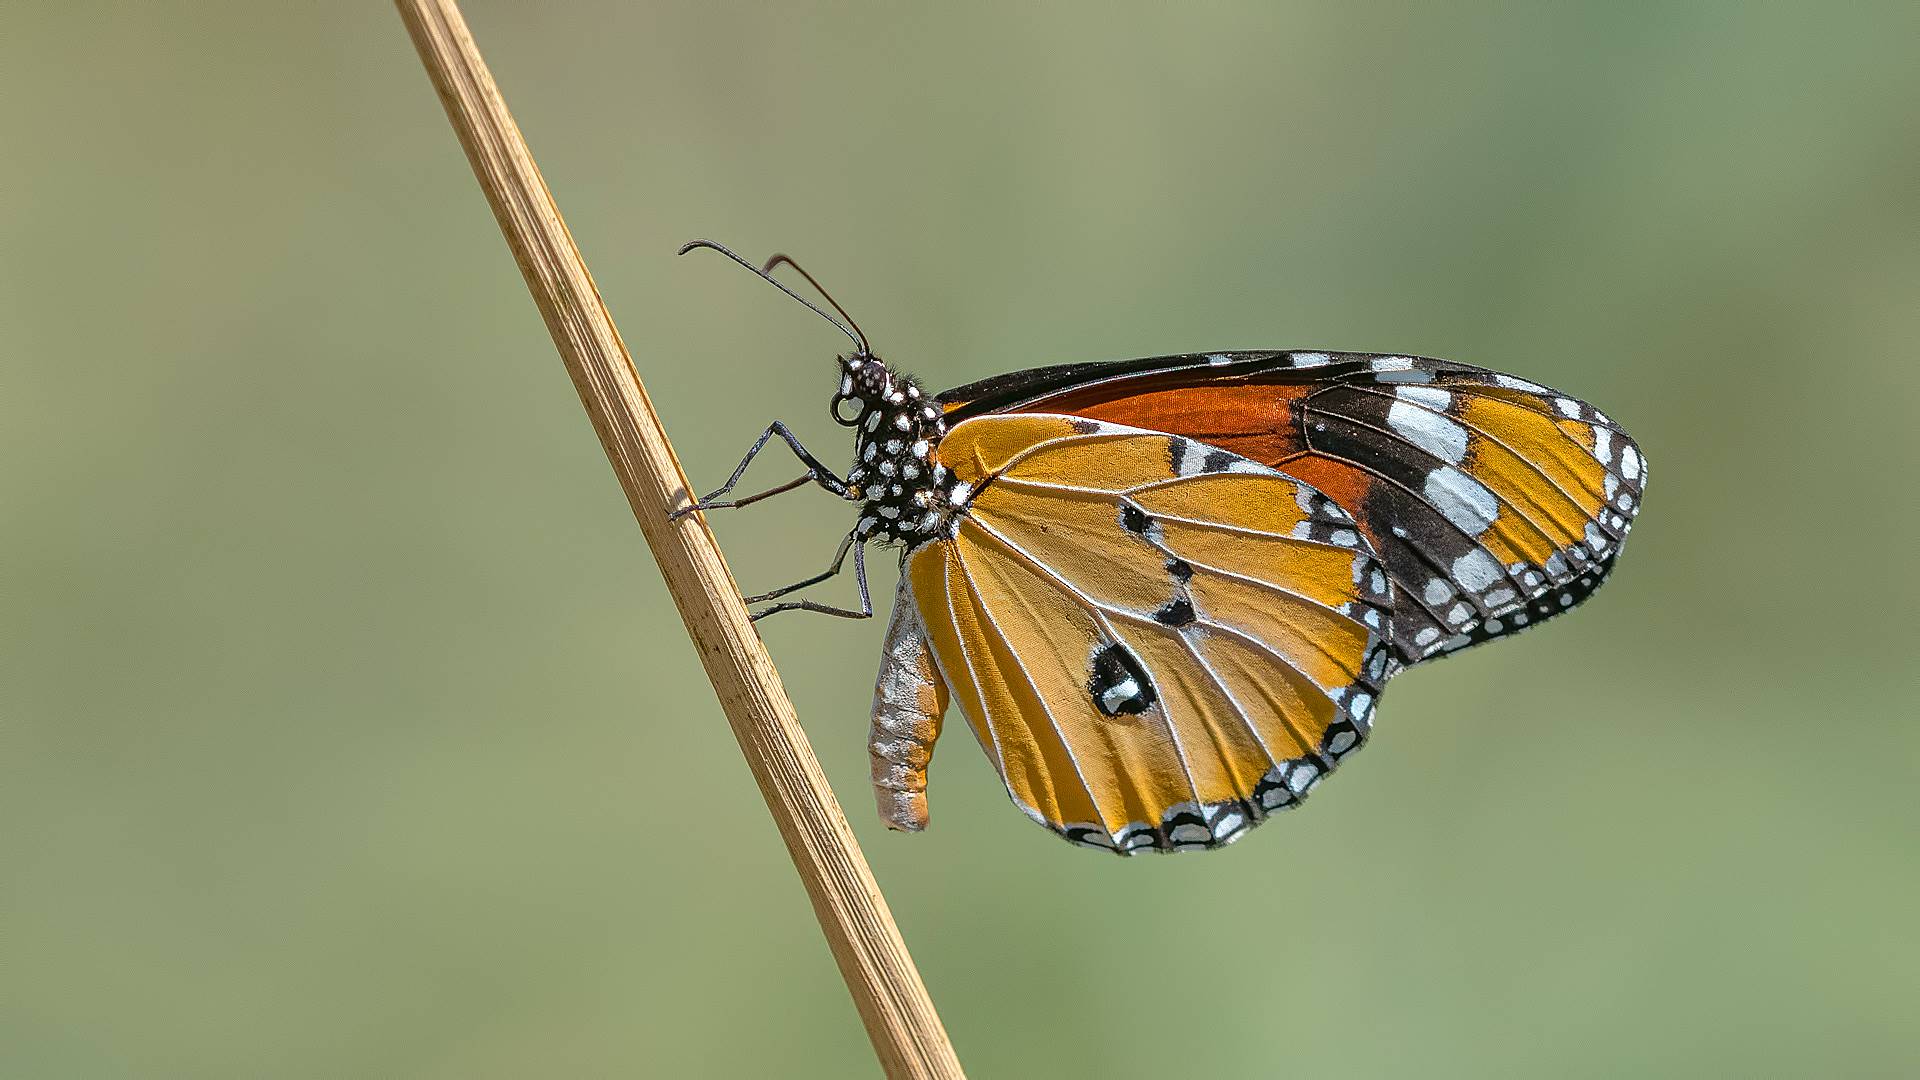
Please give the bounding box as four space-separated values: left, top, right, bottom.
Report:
6 3 1917 1077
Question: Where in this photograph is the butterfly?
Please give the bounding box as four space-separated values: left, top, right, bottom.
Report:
678 241 1646 855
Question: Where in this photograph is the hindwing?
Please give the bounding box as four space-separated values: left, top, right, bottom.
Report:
907 413 1393 854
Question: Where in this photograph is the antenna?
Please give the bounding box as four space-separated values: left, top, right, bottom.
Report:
762 253 870 356
677 239 867 354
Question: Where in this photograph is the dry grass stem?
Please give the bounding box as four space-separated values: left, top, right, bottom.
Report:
394 3 964 1075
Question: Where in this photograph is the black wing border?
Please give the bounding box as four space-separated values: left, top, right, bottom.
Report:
937 350 1495 421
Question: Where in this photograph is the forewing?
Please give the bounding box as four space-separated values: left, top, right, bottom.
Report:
909 413 1393 855
945 352 1646 663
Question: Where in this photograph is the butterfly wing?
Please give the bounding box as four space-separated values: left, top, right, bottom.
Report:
941 352 1645 664
908 413 1393 854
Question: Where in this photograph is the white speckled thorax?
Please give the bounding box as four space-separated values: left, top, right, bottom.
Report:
839 355 956 546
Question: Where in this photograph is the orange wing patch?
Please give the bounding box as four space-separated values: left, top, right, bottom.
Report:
907 413 1392 854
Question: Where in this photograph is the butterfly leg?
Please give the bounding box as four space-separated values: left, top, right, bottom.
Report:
671 421 849 520
747 535 872 621
745 531 858 605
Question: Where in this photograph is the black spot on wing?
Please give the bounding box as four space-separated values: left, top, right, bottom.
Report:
1153 597 1196 627
1119 504 1150 534
1088 642 1156 717
1165 558 1194 582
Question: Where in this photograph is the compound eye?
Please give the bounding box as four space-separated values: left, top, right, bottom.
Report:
831 394 863 426
853 364 890 398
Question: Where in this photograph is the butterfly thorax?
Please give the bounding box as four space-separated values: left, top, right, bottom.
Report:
839 355 963 547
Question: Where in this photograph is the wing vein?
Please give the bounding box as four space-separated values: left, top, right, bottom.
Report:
1179 633 1285 778
1301 406 1541 600
1340 382 1617 536
1443 380 1637 437
1175 552 1388 637
1305 400 1568 559
951 540 1114 835
957 528 1207 827
961 514 1352 719
932 551 1013 785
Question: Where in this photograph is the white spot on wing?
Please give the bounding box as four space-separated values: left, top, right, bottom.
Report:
1424 466 1499 534
1396 385 1453 410
1287 763 1320 793
1387 400 1468 463
1493 373 1548 394
1452 548 1502 592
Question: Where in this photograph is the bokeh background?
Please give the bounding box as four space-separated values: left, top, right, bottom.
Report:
7 3 1918 1076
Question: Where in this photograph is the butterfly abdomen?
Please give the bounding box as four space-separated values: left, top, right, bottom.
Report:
870 577 949 832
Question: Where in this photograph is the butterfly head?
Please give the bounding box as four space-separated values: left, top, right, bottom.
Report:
675 240 964 545
830 351 894 425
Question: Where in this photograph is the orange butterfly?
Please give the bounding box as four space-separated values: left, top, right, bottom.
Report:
679 241 1646 855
